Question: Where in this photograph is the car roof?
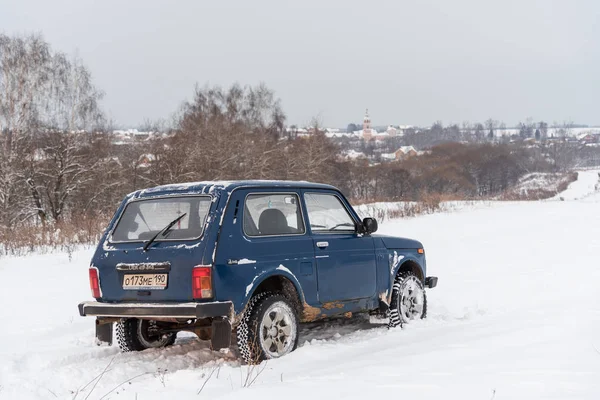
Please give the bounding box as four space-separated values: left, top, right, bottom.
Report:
134 180 338 198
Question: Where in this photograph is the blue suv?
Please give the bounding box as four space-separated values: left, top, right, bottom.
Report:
78 180 437 363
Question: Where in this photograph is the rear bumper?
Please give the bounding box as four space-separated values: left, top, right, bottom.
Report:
425 276 438 289
78 300 233 319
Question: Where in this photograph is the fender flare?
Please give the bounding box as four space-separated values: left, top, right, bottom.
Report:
388 255 425 296
239 267 306 314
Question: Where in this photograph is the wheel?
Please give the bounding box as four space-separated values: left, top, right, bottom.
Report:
116 318 176 352
389 271 427 328
236 292 299 364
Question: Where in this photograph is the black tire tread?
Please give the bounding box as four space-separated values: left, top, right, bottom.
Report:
236 292 299 364
116 318 145 352
236 291 271 364
115 318 176 352
388 271 427 329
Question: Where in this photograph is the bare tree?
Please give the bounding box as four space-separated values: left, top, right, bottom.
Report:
0 33 105 226
25 54 105 223
485 118 497 142
0 34 52 227
175 83 286 181
286 120 338 183
473 123 485 143
538 121 548 141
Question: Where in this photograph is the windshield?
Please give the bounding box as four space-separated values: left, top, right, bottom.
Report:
111 196 212 242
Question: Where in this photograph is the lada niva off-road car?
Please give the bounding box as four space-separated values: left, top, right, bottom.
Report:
78 180 437 363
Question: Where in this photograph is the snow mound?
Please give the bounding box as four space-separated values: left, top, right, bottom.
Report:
499 172 576 200
551 169 600 201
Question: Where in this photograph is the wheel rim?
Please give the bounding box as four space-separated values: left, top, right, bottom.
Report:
399 276 425 321
259 302 296 358
137 320 172 348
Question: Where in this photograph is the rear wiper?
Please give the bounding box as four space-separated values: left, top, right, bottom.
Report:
143 213 187 251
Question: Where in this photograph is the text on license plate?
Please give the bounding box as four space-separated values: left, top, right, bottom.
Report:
123 274 168 290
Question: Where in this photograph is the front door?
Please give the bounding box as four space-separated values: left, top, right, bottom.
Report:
303 191 377 303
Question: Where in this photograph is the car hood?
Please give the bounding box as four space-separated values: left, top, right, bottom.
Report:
372 234 423 250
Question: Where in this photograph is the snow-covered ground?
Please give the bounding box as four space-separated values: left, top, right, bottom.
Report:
551 169 600 201
1 176 600 399
500 171 575 199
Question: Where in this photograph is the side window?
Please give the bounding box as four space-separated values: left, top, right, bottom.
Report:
243 193 305 236
304 193 356 233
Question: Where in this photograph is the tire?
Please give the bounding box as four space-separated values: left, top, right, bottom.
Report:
236 292 299 364
116 318 176 352
389 271 427 328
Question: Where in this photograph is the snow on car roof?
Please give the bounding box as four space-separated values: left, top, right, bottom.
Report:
136 180 337 197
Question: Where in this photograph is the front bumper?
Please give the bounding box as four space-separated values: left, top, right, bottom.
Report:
425 276 438 289
78 300 234 319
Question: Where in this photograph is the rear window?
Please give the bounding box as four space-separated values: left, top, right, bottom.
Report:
111 196 212 242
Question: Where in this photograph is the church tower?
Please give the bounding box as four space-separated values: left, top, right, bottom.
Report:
362 109 373 140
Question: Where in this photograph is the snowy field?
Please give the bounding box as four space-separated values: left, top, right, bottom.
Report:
1 173 600 399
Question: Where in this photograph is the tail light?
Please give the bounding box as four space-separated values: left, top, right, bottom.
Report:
89 267 101 299
192 266 213 299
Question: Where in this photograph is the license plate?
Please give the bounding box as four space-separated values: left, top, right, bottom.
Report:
122 274 168 290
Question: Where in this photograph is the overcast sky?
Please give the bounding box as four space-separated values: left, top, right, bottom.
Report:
1 0 598 128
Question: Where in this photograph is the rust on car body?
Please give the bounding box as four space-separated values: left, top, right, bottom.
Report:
322 301 345 310
301 303 322 322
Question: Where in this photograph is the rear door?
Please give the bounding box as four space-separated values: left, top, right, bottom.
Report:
302 191 377 303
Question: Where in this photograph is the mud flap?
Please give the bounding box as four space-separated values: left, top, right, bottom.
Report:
210 318 231 351
95 319 113 346
425 276 438 289
378 298 390 314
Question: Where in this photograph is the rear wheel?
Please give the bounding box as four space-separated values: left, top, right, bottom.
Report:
116 318 176 352
236 292 299 364
389 271 427 328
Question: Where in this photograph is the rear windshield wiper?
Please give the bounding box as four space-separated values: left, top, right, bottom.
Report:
143 213 187 251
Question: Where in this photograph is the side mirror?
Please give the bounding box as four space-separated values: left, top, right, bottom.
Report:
361 217 378 234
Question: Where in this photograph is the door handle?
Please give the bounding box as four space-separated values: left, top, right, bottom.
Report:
316 241 329 248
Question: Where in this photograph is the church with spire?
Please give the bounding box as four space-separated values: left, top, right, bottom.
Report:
352 108 403 141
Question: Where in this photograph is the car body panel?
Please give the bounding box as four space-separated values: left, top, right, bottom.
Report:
86 180 431 322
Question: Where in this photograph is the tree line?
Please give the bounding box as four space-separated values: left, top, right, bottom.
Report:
0 33 597 250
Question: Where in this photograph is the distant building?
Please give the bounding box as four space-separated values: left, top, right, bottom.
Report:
580 134 599 144
138 153 156 168
381 146 418 161
380 152 396 162
111 129 158 145
285 126 309 138
373 131 390 142
356 111 411 141
340 149 366 160
395 146 417 159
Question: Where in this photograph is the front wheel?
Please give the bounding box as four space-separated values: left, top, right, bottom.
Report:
389 271 427 328
236 292 299 364
116 318 176 352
